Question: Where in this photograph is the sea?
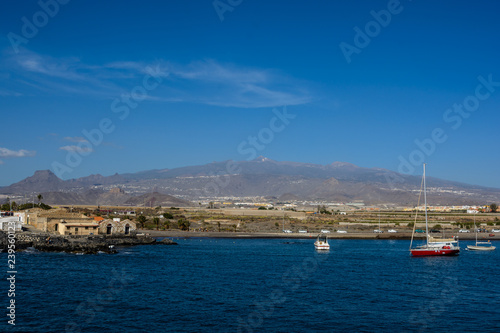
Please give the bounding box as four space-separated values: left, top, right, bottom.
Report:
2 238 500 333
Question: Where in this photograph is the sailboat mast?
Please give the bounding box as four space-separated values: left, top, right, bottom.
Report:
423 163 429 245
474 214 477 245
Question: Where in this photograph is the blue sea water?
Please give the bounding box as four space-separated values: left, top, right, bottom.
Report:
2 238 500 333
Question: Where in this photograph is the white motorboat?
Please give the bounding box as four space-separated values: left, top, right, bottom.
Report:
314 234 330 250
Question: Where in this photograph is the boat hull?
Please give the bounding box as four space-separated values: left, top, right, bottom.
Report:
315 234 330 250
315 244 330 250
314 242 330 250
410 248 460 256
467 245 496 251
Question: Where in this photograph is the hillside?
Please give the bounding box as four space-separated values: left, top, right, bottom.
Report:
1 157 499 206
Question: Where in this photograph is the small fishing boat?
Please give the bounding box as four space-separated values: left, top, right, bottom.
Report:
315 234 330 250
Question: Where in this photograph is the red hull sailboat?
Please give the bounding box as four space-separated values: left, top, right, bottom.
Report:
410 164 460 257
410 241 460 256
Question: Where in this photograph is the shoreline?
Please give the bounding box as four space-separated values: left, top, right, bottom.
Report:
2 230 496 255
0 232 177 254
145 230 500 241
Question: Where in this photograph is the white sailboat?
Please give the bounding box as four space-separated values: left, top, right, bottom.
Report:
410 164 460 256
467 215 496 251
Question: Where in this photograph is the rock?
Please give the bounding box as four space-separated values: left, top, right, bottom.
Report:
0 231 172 254
160 238 178 245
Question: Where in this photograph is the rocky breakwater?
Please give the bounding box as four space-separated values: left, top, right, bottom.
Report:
0 232 177 254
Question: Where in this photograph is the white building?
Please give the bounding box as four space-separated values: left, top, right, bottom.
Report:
14 212 26 223
0 216 23 232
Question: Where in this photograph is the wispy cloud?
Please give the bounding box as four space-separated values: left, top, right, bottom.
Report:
59 137 93 153
59 145 93 153
63 136 88 143
1 48 313 108
101 141 124 150
38 133 59 141
0 89 22 97
165 60 312 108
0 147 36 164
3 48 127 97
0 147 36 158
171 60 268 83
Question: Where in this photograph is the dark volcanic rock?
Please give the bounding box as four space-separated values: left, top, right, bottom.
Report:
159 238 178 245
0 232 175 254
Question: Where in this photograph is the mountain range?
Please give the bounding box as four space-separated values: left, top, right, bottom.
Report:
1 157 499 206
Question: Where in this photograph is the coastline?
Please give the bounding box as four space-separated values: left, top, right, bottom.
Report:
0 232 177 254
144 230 499 241
2 230 496 255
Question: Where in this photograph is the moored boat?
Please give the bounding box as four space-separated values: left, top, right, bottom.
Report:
467 215 496 251
411 236 460 256
410 164 460 257
467 242 496 251
314 234 330 250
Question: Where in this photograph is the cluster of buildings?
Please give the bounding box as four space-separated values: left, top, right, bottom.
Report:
407 205 491 213
1 209 137 236
199 198 370 211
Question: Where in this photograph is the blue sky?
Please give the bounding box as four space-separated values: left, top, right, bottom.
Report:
0 0 499 188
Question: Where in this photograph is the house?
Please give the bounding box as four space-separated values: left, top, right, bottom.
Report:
27 209 97 233
98 219 136 235
56 220 99 236
0 216 23 232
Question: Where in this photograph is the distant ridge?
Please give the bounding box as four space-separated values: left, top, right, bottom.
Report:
1 158 499 205
4 170 66 193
